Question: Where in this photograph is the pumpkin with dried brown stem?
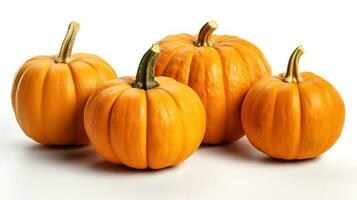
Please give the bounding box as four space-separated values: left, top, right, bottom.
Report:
155 21 272 144
12 22 117 145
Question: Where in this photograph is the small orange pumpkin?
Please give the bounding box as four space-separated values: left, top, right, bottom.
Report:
84 45 206 169
11 22 117 145
241 46 345 160
155 21 272 144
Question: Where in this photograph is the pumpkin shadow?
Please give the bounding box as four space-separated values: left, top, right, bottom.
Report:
201 137 321 165
91 160 179 174
199 137 263 162
25 144 98 166
261 156 321 165
25 143 179 174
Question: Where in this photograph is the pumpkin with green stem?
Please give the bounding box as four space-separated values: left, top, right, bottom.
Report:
84 45 206 169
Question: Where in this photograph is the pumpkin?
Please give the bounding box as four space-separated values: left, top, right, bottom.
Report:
11 22 117 145
241 46 345 160
155 21 272 144
84 45 206 169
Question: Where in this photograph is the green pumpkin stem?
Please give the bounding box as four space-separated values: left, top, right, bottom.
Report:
283 46 304 83
194 20 217 47
55 22 80 63
131 45 160 90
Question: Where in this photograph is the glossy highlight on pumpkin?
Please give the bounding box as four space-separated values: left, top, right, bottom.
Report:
84 45 206 169
241 46 345 160
11 22 117 145
155 20 272 144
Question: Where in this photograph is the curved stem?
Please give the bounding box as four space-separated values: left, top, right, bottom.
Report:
131 44 160 90
283 46 304 83
55 22 80 63
194 20 217 47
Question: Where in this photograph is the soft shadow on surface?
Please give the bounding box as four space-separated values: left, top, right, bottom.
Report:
91 160 179 174
25 143 178 174
200 138 260 161
261 156 321 165
26 144 98 167
200 137 321 165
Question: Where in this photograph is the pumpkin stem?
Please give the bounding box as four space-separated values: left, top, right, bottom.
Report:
55 22 80 63
194 20 217 47
283 46 304 83
131 44 160 90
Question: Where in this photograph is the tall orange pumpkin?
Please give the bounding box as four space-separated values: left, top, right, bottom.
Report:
241 46 345 160
155 21 272 144
84 45 206 169
11 22 117 145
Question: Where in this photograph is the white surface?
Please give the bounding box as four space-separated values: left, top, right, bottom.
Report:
1 0 357 199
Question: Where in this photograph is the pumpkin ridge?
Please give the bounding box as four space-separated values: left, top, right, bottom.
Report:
189 48 207 115
163 83 205 159
173 46 196 83
146 89 174 168
162 45 191 80
234 38 271 74
214 48 228 142
157 89 178 167
144 90 149 168
72 60 100 77
107 88 131 164
167 45 197 84
233 43 269 80
184 46 199 86
157 87 185 165
18 62 52 144
296 81 318 158
221 39 270 77
294 83 304 159
17 63 51 144
230 46 252 87
121 89 147 168
12 62 37 116
39 63 55 144
297 79 335 157
244 79 280 155
270 81 287 158
271 82 301 159
85 85 128 163
156 43 189 76
75 57 117 78
12 59 55 110
68 61 91 144
178 83 205 145
183 46 197 84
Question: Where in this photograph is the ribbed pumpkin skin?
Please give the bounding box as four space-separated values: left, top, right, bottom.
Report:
12 53 117 145
241 73 345 160
84 76 206 169
155 34 271 144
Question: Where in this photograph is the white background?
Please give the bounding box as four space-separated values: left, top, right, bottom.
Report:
1 0 356 199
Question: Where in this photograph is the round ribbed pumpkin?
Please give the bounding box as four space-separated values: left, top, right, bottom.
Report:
84 45 206 169
155 21 272 144
11 22 117 145
241 46 345 160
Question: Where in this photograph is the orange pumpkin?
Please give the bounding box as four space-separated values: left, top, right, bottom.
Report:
155 21 272 144
241 46 345 160
84 45 206 169
11 22 117 145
